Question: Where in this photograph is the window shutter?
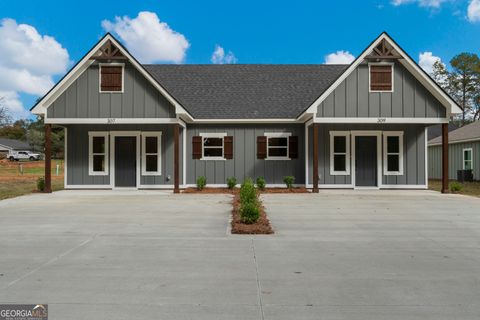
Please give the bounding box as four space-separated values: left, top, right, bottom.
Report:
257 136 267 159
370 65 392 91
289 136 298 159
192 136 202 159
101 66 123 92
224 136 233 159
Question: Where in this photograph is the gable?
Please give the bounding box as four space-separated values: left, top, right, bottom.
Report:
47 62 176 119
316 62 446 118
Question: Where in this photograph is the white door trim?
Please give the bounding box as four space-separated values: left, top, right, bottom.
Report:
351 131 382 189
110 131 141 189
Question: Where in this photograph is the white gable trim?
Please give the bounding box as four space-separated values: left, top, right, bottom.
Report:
297 32 462 120
31 33 192 120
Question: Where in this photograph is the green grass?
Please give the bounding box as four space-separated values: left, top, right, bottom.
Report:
0 160 64 200
429 179 480 198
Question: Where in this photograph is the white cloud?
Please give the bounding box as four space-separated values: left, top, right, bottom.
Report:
391 0 448 8
102 11 190 63
211 45 237 64
419 51 443 74
0 18 70 119
468 0 480 22
324 50 355 64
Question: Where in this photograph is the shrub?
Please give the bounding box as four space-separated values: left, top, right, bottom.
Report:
240 201 260 224
196 176 207 190
256 177 266 191
450 181 463 193
227 176 237 189
240 178 257 204
283 175 295 189
37 176 45 192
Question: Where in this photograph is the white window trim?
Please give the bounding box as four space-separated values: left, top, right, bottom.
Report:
88 131 109 176
329 131 351 175
99 63 125 93
383 131 404 175
200 132 227 161
369 62 394 93
264 132 291 160
463 148 473 170
141 132 162 176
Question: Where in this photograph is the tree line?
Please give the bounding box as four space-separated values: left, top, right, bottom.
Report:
431 53 480 125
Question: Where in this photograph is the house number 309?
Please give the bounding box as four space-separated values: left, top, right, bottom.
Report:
377 118 386 123
107 118 116 124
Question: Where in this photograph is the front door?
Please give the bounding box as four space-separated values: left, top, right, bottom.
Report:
115 137 137 187
355 136 377 187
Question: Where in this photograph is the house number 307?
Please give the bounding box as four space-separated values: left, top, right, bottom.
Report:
107 118 116 124
377 118 386 123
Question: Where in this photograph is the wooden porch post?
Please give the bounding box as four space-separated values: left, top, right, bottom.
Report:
441 123 449 193
313 123 319 193
44 123 52 193
173 123 180 194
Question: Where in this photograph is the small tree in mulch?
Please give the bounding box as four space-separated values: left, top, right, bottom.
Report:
196 176 207 190
283 176 295 189
256 177 266 191
239 178 260 224
226 176 237 190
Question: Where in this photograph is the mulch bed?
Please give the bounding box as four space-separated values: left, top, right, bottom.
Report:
261 187 309 193
231 192 274 235
182 187 235 194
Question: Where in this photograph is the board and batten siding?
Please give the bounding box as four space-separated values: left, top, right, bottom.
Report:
47 63 176 119
316 63 446 119
65 124 183 186
307 124 427 186
186 124 305 185
428 141 480 180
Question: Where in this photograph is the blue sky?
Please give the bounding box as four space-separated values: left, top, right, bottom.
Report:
0 0 479 119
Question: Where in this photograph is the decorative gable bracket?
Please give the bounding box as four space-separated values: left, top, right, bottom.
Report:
365 38 402 61
89 40 127 61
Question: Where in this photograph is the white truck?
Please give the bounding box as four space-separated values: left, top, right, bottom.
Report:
7 150 42 161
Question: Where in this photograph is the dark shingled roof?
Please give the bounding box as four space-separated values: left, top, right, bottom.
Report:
429 121 480 145
143 64 348 119
0 138 31 151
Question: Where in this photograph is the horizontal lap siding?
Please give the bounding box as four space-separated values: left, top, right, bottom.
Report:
66 124 183 186
48 64 176 119
307 124 427 186
186 124 305 185
316 63 446 119
428 141 480 180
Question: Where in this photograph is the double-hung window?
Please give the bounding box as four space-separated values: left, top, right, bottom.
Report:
383 132 403 175
265 133 290 160
330 131 350 175
142 132 162 175
201 133 226 160
463 148 473 170
88 132 109 175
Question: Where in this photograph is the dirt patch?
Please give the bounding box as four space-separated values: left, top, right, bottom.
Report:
182 187 235 194
231 192 274 235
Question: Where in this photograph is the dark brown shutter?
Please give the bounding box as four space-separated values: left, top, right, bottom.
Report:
224 136 233 159
101 66 123 92
192 136 202 159
289 136 298 159
257 136 267 159
370 65 392 91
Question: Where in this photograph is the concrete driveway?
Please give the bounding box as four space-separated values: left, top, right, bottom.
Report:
1 190 480 319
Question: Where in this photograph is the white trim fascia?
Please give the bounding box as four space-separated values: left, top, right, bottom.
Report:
381 185 427 189
319 184 354 189
368 62 394 93
263 132 292 138
98 63 125 93
429 137 480 147
44 117 183 124
183 183 305 188
192 118 301 124
383 131 404 176
305 184 426 189
329 131 351 175
425 127 428 188
31 34 191 118
141 132 162 176
64 184 112 189
463 147 473 170
351 131 382 188
88 131 109 176
313 117 449 124
138 185 176 189
199 132 228 138
298 33 462 120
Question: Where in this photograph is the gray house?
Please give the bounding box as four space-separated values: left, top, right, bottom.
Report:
31 32 461 193
0 138 31 154
429 121 480 181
